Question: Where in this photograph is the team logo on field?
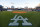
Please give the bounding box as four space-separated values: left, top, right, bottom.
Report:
9 15 32 26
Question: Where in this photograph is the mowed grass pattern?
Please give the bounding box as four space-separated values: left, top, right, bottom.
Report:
0 11 40 27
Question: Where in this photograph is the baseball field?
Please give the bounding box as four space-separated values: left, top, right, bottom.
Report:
0 11 40 27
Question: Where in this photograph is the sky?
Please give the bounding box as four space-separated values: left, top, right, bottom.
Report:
0 0 40 8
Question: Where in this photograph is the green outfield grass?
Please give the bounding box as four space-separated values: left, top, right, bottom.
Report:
0 11 40 27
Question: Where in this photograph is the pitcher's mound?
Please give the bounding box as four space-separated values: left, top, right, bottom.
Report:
12 11 27 13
